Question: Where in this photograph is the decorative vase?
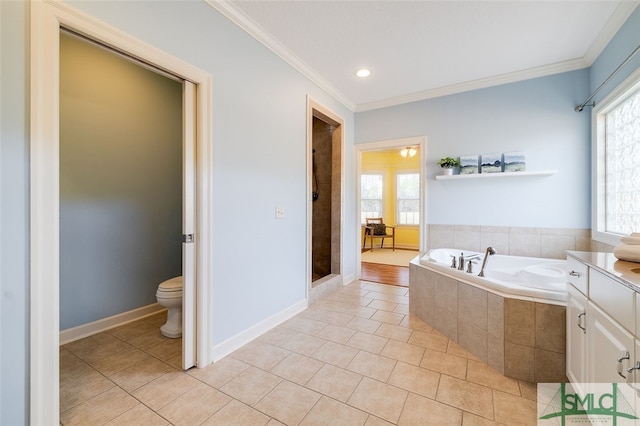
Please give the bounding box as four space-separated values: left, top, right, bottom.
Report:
442 168 454 176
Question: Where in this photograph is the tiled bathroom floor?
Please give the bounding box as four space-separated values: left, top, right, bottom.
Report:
60 280 538 425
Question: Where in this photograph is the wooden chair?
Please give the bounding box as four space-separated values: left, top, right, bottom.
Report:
362 217 395 251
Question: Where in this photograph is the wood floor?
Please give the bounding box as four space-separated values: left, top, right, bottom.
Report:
360 261 409 287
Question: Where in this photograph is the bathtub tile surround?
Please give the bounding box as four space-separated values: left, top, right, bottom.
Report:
60 280 539 424
409 261 566 383
428 224 593 259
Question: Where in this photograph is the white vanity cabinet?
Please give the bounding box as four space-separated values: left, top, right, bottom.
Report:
566 252 640 392
566 284 588 386
586 300 635 384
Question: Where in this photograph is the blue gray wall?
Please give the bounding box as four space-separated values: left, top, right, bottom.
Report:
590 7 640 105
355 70 592 228
59 33 183 330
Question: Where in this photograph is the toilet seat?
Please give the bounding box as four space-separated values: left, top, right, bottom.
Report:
157 277 183 299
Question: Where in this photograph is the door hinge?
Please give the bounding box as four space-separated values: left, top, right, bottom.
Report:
182 233 194 243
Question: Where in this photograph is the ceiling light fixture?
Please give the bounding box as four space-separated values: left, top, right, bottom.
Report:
355 69 370 78
400 146 417 158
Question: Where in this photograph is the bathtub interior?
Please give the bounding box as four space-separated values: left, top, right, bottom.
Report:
420 248 568 293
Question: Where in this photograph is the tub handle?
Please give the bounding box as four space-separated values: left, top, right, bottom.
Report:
577 312 586 334
617 351 630 379
569 270 581 277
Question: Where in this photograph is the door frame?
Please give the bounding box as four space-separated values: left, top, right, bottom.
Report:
355 136 427 278
30 1 213 423
306 97 345 298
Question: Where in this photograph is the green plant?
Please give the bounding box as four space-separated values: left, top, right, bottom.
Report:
437 157 460 168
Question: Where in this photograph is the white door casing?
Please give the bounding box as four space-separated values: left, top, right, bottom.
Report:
354 136 427 279
30 1 213 423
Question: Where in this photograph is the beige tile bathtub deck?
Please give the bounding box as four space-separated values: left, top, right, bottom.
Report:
60 281 539 425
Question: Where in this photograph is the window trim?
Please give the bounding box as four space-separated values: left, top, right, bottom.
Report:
592 66 640 246
395 170 420 226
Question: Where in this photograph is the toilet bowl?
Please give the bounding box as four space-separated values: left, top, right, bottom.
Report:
156 276 183 338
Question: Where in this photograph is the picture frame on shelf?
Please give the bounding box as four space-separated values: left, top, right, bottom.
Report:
460 155 479 174
480 153 502 173
503 152 526 172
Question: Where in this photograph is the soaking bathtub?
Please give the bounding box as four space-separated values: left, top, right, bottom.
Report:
419 247 567 303
409 247 568 382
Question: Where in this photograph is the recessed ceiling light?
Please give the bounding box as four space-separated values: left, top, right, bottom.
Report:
356 69 371 78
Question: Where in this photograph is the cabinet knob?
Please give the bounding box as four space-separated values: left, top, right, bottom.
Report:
569 270 581 277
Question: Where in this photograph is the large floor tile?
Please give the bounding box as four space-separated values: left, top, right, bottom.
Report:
347 377 408 424
306 363 363 402
398 392 462 425
436 375 494 420
254 380 321 425
387 362 440 399
300 396 368 425
157 382 231 426
219 366 282 406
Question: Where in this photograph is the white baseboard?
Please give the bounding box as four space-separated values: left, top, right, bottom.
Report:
342 273 355 285
59 303 166 345
210 299 308 362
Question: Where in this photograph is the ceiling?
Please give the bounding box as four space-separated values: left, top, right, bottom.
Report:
212 1 639 111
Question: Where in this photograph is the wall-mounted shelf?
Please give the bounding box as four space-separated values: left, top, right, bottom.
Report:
435 169 557 180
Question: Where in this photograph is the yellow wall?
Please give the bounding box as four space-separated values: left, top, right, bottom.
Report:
361 149 420 249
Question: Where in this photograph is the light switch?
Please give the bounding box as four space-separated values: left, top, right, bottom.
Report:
275 206 285 219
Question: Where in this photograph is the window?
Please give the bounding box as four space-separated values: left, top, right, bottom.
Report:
396 172 419 225
361 173 383 223
593 70 640 245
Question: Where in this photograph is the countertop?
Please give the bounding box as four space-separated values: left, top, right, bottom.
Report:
567 251 640 292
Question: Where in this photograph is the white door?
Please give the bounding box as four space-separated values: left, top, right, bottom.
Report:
182 81 197 369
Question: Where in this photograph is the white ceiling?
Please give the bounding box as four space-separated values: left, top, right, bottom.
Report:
212 1 639 111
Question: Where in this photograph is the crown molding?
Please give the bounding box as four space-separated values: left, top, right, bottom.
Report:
355 58 589 112
205 0 356 111
205 0 638 114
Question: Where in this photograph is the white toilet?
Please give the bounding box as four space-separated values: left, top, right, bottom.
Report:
156 276 183 338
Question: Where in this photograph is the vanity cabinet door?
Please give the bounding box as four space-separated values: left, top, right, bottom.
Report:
587 301 635 384
567 284 588 388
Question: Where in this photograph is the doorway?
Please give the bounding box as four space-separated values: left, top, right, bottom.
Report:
356 137 427 285
59 30 185 348
307 99 344 302
30 2 213 422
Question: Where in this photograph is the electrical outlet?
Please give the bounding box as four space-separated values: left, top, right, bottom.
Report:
275 206 285 219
